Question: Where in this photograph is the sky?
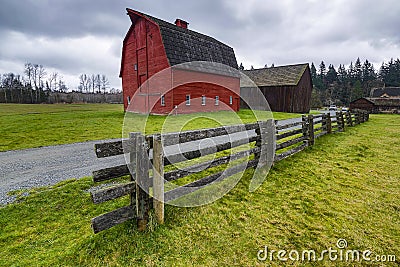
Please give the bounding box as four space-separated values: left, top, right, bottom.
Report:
0 0 399 90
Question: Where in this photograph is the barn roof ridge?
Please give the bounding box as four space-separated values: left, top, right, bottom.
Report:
243 63 309 87
126 8 238 70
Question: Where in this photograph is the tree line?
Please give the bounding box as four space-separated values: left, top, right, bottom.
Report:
310 58 400 107
0 63 117 104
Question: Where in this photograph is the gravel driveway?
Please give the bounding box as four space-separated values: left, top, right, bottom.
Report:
0 140 125 205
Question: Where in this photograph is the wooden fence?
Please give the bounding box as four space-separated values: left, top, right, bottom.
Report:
90 109 369 233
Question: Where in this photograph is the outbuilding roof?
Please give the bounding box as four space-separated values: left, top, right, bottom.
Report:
366 97 400 106
370 87 400 98
242 64 309 87
126 9 238 70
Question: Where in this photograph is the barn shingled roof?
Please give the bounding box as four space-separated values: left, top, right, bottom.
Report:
243 64 309 87
370 87 400 98
127 9 238 70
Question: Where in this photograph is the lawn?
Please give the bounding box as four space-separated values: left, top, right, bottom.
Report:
0 114 399 266
0 104 304 152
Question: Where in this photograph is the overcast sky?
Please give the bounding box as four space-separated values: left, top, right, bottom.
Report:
0 0 399 90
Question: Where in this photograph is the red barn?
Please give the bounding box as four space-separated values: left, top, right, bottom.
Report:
120 9 240 114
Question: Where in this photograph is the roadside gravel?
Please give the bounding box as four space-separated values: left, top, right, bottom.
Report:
0 139 125 205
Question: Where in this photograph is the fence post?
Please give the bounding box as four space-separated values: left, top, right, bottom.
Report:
326 113 332 134
256 121 266 161
356 110 361 124
256 120 273 165
336 112 344 132
341 112 346 131
349 111 354 127
135 134 150 231
302 115 309 146
266 119 276 164
153 134 164 225
345 111 351 127
308 114 315 146
321 113 327 132
360 111 365 123
129 133 139 226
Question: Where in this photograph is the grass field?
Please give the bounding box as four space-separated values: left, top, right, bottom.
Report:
0 114 399 266
0 104 304 152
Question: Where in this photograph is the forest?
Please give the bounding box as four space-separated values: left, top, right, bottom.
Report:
2 58 400 106
310 58 400 107
0 63 118 104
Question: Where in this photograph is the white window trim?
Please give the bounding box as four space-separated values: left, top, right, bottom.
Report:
161 95 165 106
229 96 233 105
215 96 219 106
202 95 206 106
186 95 191 106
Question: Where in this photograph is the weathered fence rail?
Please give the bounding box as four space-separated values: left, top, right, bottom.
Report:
90 109 369 233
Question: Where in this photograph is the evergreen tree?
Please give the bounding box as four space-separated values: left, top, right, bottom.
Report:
326 64 338 85
319 61 326 78
310 63 317 80
351 80 363 101
337 64 347 84
354 57 362 81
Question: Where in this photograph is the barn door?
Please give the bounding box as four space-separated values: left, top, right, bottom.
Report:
135 19 148 92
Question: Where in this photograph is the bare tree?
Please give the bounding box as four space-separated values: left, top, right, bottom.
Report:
95 74 101 93
1 74 7 103
79 74 90 93
47 72 58 92
24 63 34 102
58 80 67 92
37 65 46 89
100 74 109 94
89 74 96 93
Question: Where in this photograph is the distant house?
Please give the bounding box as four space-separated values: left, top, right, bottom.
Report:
370 87 400 98
241 64 313 113
120 9 240 114
350 97 400 113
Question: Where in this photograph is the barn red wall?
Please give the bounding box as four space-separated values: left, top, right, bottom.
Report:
121 16 170 113
141 69 240 115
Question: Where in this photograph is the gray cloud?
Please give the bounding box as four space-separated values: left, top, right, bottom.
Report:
1 0 400 89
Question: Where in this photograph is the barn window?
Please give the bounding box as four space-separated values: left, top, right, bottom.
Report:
215 96 219 106
229 96 233 105
127 96 131 105
202 95 206 106
186 95 191 106
161 95 165 106
134 64 138 71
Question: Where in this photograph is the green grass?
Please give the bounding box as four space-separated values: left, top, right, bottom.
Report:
0 104 306 152
0 114 399 266
0 104 125 152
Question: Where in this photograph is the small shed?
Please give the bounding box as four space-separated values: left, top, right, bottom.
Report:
120 9 240 114
350 97 400 113
241 64 313 113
